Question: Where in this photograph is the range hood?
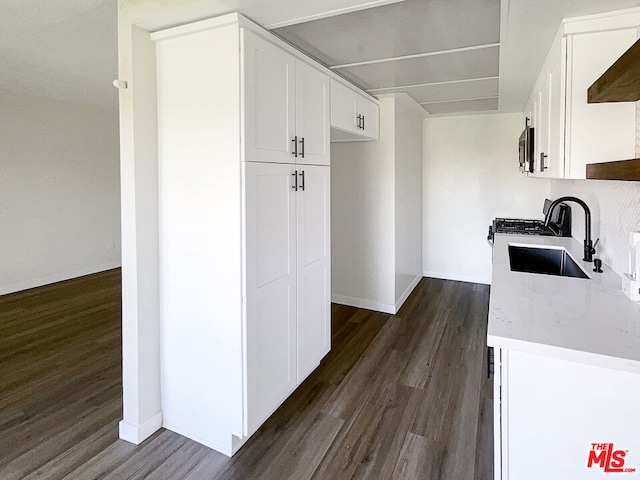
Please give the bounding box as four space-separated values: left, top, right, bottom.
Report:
588 38 640 103
585 38 640 181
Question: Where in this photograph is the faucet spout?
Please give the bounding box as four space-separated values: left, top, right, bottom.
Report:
544 196 594 262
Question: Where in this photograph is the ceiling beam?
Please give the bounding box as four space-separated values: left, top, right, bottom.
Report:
419 95 498 105
366 76 499 93
329 42 500 69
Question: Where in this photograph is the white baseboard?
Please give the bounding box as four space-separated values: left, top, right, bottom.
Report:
423 270 490 286
119 411 163 445
331 294 396 314
395 274 422 312
0 261 121 296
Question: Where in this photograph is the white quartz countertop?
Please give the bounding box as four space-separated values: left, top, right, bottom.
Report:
488 234 640 373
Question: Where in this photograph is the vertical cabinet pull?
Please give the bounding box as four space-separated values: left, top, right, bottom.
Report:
292 136 298 157
299 137 305 158
356 114 362 129
300 170 305 191
362 115 365 130
292 170 298 191
487 347 494 378
540 152 548 171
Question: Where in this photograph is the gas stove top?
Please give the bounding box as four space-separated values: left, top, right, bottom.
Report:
493 218 555 236
487 201 572 245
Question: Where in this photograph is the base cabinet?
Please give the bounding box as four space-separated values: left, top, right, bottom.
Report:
493 348 640 479
153 14 331 456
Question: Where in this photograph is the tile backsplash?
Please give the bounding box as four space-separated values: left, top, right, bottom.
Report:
550 180 640 276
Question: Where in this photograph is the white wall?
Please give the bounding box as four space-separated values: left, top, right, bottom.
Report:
331 94 423 313
0 92 121 295
331 97 396 312
394 95 423 307
422 113 552 284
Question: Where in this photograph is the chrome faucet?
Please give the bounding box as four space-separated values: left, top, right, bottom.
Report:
544 196 596 262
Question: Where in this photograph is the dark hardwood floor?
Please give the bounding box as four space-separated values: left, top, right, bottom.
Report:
0 270 492 479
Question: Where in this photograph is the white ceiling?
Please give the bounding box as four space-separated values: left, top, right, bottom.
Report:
273 0 640 115
2 0 640 114
273 0 501 115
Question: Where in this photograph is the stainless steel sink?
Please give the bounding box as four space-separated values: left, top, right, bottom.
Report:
508 244 590 279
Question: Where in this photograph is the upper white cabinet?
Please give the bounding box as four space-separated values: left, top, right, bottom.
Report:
529 36 565 179
330 78 380 142
243 29 330 166
527 9 638 179
152 14 332 457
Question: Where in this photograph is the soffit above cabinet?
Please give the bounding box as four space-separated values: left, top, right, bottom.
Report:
271 0 501 116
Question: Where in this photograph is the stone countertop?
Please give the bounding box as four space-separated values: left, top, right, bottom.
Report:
487 234 640 373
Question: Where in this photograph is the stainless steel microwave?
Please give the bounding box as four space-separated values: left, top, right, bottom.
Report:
519 126 534 173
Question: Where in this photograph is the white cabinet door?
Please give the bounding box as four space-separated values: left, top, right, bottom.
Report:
356 94 380 140
330 78 358 134
243 29 296 164
245 162 298 435
330 75 380 142
534 78 549 176
295 166 331 383
547 50 565 178
295 61 330 166
506 350 640 479
530 37 565 180
534 51 563 178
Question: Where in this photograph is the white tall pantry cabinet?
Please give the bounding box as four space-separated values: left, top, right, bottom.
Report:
151 14 331 456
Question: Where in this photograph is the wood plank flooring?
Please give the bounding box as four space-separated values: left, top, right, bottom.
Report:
0 270 492 479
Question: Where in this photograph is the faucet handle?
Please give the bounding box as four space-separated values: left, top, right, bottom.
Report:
592 238 600 254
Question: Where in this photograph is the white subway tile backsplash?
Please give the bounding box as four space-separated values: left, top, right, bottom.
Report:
551 180 640 277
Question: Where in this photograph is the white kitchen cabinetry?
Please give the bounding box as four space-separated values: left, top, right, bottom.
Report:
245 162 330 434
530 40 565 178
489 233 640 479
294 165 331 382
493 348 640 479
527 9 638 179
152 14 330 457
243 29 329 166
330 78 380 141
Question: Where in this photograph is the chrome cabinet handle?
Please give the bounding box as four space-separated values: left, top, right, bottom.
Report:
292 136 298 157
540 152 548 171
